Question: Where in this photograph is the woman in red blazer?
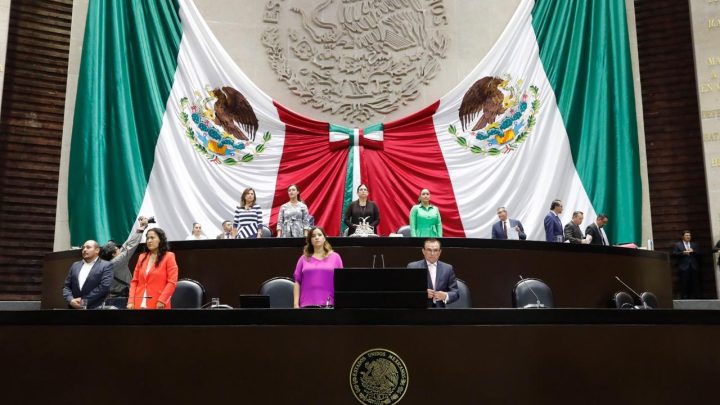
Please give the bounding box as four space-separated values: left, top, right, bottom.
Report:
127 228 178 309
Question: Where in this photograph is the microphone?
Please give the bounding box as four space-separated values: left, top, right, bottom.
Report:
372 255 376 268
518 275 545 308
614 276 648 309
380 254 385 268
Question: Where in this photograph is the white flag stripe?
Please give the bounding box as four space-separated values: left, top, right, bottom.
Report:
434 0 596 240
138 0 287 240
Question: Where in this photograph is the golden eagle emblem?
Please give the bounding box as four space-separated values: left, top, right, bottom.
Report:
459 76 507 132
211 86 258 141
179 86 271 166
450 74 540 157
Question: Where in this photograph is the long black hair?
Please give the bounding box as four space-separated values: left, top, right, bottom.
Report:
144 227 170 267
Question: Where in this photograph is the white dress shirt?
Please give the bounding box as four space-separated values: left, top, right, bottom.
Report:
600 227 609 246
78 257 98 290
140 257 155 309
426 260 448 304
427 260 437 289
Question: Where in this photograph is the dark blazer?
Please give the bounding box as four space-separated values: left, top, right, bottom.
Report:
407 259 459 308
62 259 114 309
491 219 526 240
584 223 607 246
544 212 563 242
564 222 584 244
672 241 699 272
343 200 380 235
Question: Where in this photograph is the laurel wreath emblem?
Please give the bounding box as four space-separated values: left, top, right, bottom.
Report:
179 87 271 166
449 75 540 157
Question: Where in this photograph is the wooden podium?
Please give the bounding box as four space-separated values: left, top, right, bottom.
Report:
334 268 427 308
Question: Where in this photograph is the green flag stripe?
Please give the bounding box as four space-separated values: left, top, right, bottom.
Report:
340 136 355 234
68 0 182 245
531 0 641 243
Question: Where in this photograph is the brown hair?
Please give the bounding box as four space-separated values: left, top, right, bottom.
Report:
288 184 302 202
240 187 256 207
303 226 333 259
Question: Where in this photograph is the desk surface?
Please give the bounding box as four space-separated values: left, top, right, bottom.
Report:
2 308 718 326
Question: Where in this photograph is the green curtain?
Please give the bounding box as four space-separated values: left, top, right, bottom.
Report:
68 0 181 245
532 0 642 244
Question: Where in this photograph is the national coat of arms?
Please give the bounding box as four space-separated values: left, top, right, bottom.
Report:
262 0 450 124
350 348 409 405
449 74 540 156
179 86 271 166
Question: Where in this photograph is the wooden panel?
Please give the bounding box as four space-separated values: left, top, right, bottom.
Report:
1 311 719 404
41 238 673 309
634 0 715 298
0 0 73 300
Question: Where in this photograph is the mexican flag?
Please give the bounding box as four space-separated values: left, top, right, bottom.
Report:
68 0 640 244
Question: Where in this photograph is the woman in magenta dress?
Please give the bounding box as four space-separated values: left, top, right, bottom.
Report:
293 226 343 308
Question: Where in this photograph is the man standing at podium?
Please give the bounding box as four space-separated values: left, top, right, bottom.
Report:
62 240 113 309
407 239 459 308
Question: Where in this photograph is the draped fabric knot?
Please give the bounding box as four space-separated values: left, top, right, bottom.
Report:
328 123 384 151
328 123 384 234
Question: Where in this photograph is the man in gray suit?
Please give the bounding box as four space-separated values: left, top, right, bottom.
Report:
62 240 114 309
100 216 148 308
564 211 588 244
407 238 459 307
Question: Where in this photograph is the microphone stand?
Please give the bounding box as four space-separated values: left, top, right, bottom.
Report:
518 275 545 308
615 276 648 309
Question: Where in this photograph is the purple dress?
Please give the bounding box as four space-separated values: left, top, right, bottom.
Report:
293 251 343 307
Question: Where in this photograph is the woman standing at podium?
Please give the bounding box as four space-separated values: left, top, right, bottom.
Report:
343 184 380 235
277 184 310 238
127 228 178 309
293 227 343 308
232 187 263 239
409 188 442 237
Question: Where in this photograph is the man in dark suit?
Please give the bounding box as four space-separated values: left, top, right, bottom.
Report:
543 199 564 242
407 238 459 307
564 211 588 244
672 230 700 299
585 214 609 246
62 240 114 309
491 207 526 240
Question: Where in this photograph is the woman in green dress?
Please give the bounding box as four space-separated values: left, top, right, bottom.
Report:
409 188 442 237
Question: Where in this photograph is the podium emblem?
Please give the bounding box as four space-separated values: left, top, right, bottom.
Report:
350 348 409 405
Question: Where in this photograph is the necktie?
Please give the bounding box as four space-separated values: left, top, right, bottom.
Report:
226 233 231 239
503 221 507 238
